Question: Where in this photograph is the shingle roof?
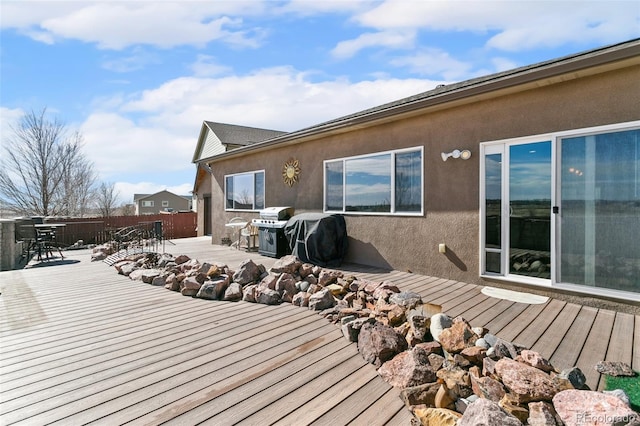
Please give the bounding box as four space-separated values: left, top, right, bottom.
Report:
192 122 287 163
204 122 287 146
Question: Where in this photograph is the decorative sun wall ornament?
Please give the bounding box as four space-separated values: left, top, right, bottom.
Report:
282 158 301 187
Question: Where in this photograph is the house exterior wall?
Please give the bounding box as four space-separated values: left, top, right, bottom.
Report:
208 65 640 296
137 191 191 215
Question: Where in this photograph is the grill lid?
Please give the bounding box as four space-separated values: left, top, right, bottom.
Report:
259 206 294 221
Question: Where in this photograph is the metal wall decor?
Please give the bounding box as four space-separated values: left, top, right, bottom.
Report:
282 158 301 187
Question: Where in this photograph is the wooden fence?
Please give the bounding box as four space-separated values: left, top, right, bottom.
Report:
44 212 197 246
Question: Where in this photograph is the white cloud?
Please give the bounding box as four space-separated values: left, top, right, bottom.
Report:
79 112 195 178
278 0 374 16
2 1 270 50
331 30 415 59
101 48 161 73
389 48 473 81
189 55 233 77
354 0 640 51
112 66 440 133
0 107 25 146
490 57 519 73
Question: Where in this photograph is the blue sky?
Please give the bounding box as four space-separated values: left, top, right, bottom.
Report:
1 1 639 205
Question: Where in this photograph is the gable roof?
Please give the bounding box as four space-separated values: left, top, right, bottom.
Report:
133 190 191 202
192 121 287 163
201 38 640 164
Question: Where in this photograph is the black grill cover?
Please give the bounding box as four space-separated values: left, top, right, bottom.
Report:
284 213 348 267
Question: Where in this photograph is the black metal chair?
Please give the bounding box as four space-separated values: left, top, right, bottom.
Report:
35 226 64 261
15 221 37 260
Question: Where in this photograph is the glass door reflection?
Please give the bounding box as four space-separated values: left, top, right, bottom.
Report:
508 142 552 278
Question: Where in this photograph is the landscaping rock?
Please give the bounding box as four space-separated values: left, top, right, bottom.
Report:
270 255 301 274
558 367 588 390
458 398 522 426
358 322 407 368
318 269 342 286
242 284 257 302
256 288 281 305
470 374 506 402
276 273 298 303
389 291 423 309
400 382 440 407
430 313 452 343
412 406 461 426
377 346 437 388
291 291 310 307
233 259 261 285
223 282 243 301
438 317 479 354
151 275 166 287
180 277 201 297
519 349 554 373
527 401 560 426
595 361 636 377
552 389 638 426
495 358 562 403
308 288 335 311
341 317 374 342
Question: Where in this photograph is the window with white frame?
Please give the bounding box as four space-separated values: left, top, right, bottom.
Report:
142 200 154 207
225 170 265 211
162 200 169 207
324 147 423 215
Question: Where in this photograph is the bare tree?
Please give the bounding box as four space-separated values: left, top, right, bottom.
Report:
0 109 97 217
95 182 120 217
119 203 136 216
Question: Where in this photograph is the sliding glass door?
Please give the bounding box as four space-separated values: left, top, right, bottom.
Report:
558 128 640 293
482 141 552 281
481 122 640 296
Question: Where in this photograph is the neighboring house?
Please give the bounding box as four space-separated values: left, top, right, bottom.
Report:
194 39 640 306
192 121 286 235
134 190 192 215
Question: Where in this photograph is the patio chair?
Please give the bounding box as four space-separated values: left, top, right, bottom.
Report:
35 226 64 261
16 223 37 260
240 224 259 251
226 217 247 249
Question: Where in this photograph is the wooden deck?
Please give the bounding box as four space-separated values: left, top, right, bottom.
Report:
1 236 638 425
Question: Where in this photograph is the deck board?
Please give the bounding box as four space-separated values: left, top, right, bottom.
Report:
599 311 636 391
530 302 582 360
575 309 616 390
310 376 391 426
549 306 598 369
1 236 636 425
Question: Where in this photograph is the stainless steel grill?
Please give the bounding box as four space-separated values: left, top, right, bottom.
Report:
251 206 294 228
253 207 294 258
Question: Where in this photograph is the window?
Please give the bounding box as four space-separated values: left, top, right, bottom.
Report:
324 147 423 215
142 200 154 207
480 121 640 297
162 201 169 207
225 170 265 211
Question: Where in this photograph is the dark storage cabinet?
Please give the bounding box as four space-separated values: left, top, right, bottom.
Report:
258 226 290 258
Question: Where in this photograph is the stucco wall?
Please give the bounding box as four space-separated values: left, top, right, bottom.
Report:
208 65 640 287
